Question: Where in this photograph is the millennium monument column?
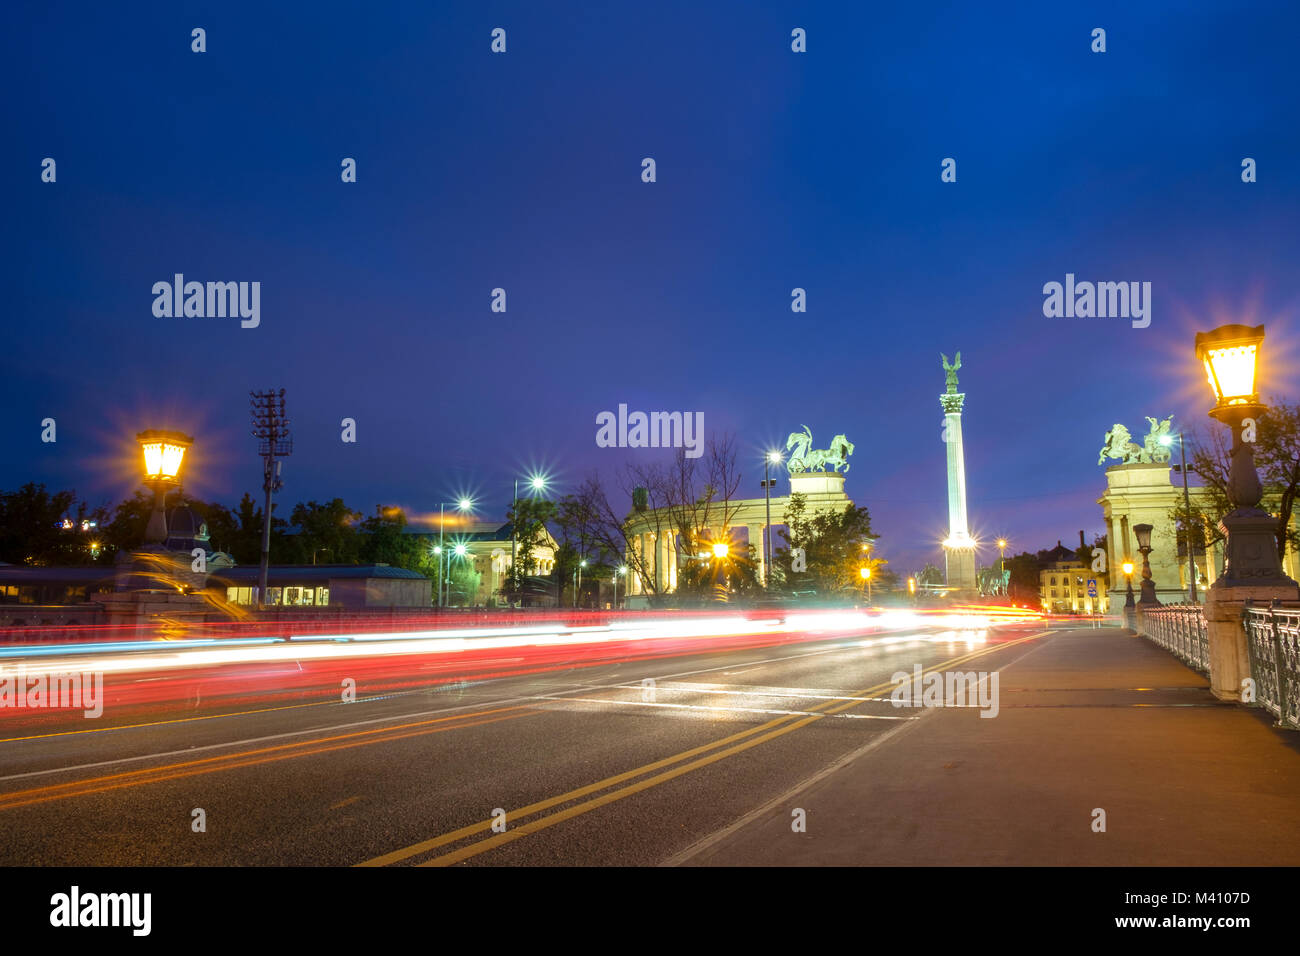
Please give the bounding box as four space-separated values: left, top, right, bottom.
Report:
941 353 977 598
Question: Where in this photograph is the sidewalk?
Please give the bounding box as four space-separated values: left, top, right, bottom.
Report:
678 627 1300 866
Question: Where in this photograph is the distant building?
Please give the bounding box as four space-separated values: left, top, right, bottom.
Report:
403 521 558 606
214 564 431 608
1038 540 1109 614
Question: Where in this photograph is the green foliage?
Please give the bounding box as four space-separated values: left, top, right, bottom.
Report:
505 496 556 600
0 483 85 565
773 493 879 594
358 505 425 571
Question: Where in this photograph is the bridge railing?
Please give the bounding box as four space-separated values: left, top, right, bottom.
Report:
1243 604 1300 731
1139 605 1210 676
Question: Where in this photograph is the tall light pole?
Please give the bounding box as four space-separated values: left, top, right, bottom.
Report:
250 389 291 609
510 474 547 606
761 451 781 587
860 566 872 604
1122 559 1136 632
438 497 474 608
613 565 626 609
1158 433 1199 603
573 559 587 607
997 538 1007 598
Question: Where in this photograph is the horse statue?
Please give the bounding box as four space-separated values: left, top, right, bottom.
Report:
785 425 814 473
785 427 856 473
1098 424 1144 465
1142 416 1174 463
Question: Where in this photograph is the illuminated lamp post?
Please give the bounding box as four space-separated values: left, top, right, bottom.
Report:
711 541 729 603
1195 324 1299 699
1159 432 1200 603
438 497 474 608
613 565 627 609
761 451 781 587
997 539 1008 598
1122 560 1136 632
136 430 192 545
573 559 587 608
511 474 547 606
860 566 872 604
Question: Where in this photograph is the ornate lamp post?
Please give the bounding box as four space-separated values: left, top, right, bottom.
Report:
1195 324 1298 699
1132 523 1161 607
997 538 1007 597
1195 324 1295 587
136 430 192 545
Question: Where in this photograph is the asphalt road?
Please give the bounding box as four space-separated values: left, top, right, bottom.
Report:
0 621 1051 866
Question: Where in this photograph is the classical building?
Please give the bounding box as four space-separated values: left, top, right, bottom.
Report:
621 467 855 598
1037 540 1110 614
404 521 558 606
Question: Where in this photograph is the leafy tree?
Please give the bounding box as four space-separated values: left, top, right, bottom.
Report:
505 496 556 604
291 498 362 565
0 483 82 565
773 493 878 594
358 505 425 571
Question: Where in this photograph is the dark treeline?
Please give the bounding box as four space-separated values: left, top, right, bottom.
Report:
0 483 435 573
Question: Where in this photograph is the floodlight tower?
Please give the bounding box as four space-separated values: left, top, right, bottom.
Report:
250 389 292 609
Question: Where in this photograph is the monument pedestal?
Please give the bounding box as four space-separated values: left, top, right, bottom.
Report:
944 544 978 599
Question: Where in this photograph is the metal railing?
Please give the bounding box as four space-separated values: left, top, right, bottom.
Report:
1243 604 1300 731
1139 605 1210 675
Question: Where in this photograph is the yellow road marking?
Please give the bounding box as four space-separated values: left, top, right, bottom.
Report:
362 631 1047 866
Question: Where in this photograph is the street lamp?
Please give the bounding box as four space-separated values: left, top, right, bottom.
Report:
1122 559 1136 631
438 497 475 608
510 474 548 605
997 539 1007 598
761 451 782 587
573 559 588 608
136 430 192 545
1159 432 1200 603
613 564 627 609
1132 523 1160 606
1194 324 1295 588
860 566 872 604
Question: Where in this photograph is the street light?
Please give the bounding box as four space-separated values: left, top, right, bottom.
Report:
510 474 548 607
1132 523 1160 606
438 497 475 608
136 430 192 545
1193 324 1297 591
573 559 588 608
1122 560 1136 631
761 451 781 587
1159 432 1200 603
860 566 872 604
613 564 627 609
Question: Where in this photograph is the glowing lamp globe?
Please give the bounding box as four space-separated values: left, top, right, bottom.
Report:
137 430 192 482
712 542 729 559
1194 324 1264 413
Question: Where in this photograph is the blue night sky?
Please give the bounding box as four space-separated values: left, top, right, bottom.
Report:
5 1 1300 573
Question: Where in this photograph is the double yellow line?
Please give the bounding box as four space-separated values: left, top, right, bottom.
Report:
359 631 1045 866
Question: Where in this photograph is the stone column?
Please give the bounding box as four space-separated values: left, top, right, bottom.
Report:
748 524 765 586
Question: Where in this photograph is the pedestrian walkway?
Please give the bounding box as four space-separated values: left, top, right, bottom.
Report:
674 626 1300 866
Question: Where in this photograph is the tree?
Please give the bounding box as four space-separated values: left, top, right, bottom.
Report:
0 483 84 565
773 493 879 595
1004 551 1042 603
358 505 424 571
505 496 556 604
291 498 362 565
